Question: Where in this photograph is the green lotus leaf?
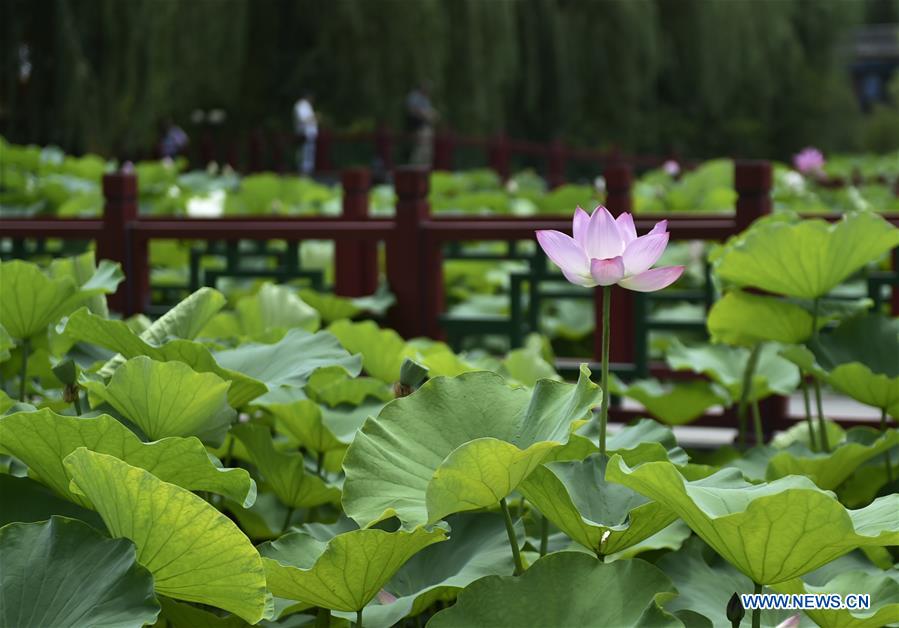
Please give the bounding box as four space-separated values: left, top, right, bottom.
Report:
343 365 601 528
231 422 340 508
0 474 102 527
63 448 271 623
520 454 677 557
48 250 121 318
620 379 728 425
0 323 13 362
606 520 692 562
330 513 519 628
260 526 447 612
328 319 414 383
305 366 393 406
714 211 899 299
157 597 248 628
501 345 560 386
297 288 363 323
82 356 235 445
264 398 385 453
766 428 899 489
771 568 899 628
607 456 899 584
771 418 846 450
202 282 321 339
0 517 160 628
214 328 361 390
0 408 255 507
811 313 899 410
428 552 680 628
666 340 799 401
658 536 794 628
62 307 266 407
0 258 123 340
708 290 817 346
605 418 690 466
779 344 829 380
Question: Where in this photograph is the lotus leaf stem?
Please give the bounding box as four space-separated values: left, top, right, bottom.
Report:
356 608 363 628
599 285 611 456
737 344 762 449
315 607 330 628
281 506 295 533
800 377 817 451
72 392 83 415
18 339 29 402
752 582 762 628
500 497 524 575
882 408 894 483
539 514 549 556
810 298 831 453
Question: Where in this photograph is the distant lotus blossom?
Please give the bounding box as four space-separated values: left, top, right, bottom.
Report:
774 616 801 628
536 206 684 291
793 147 825 174
663 160 680 176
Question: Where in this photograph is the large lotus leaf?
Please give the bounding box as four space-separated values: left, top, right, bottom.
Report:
82 356 235 445
0 258 122 340
605 418 690 466
260 526 447 612
714 212 899 299
0 474 102 527
213 328 361 390
62 308 266 407
766 428 899 489
0 409 255 507
771 570 899 628
342 365 600 528
0 517 160 628
63 448 271 623
328 319 414 382
621 379 728 425
520 454 676 556
657 536 794 628
231 422 340 508
428 552 680 628
666 340 799 401
607 456 899 584
708 290 816 346
264 398 385 453
810 313 899 409
330 513 519 628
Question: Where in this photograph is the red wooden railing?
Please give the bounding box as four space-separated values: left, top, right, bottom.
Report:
3 161 898 435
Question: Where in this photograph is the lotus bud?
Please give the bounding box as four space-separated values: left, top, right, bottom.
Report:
394 359 429 398
726 592 745 627
62 383 79 404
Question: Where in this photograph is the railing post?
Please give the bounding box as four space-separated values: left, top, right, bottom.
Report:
334 168 378 297
98 171 139 315
433 128 455 171
735 160 772 231
595 163 636 368
488 133 510 180
547 139 566 189
375 125 394 172
386 166 430 338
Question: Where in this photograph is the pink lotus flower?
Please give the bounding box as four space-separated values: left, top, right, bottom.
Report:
793 147 825 174
663 160 680 176
536 206 685 291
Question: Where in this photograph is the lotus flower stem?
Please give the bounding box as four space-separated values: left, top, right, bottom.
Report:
752 582 763 628
800 377 817 451
316 451 325 477
737 344 762 449
72 392 83 415
18 339 29 402
882 408 894 483
499 497 524 575
599 285 612 456
810 298 831 453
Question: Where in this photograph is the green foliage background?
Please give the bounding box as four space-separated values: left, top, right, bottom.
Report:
2 0 897 157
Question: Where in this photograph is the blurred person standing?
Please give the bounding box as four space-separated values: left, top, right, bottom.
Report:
405 82 438 167
293 91 318 175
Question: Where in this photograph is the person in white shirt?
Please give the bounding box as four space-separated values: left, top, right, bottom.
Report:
293 91 318 175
